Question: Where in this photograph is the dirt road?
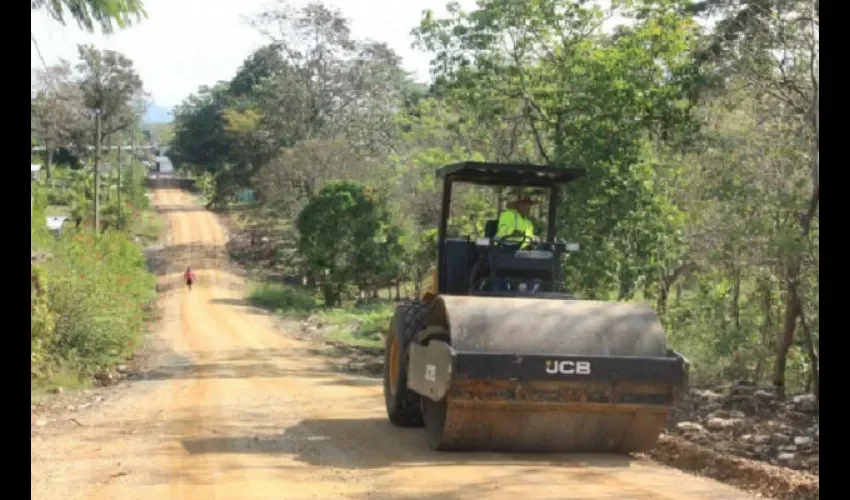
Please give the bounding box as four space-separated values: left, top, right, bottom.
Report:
31 186 757 500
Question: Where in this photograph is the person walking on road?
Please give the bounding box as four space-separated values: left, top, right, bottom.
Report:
184 266 195 290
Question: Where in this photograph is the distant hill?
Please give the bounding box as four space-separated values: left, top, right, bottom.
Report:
144 104 173 124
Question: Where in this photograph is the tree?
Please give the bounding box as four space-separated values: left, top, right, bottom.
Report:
296 181 404 306
253 139 368 220
251 2 412 150
76 44 145 138
171 2 415 206
415 0 703 297
171 83 231 173
229 44 287 97
32 0 147 34
692 0 819 399
75 44 145 233
31 60 87 181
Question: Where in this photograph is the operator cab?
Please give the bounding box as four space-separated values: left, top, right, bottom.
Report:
435 162 584 299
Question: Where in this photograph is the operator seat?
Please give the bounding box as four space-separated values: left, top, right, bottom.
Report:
468 219 499 291
484 219 498 239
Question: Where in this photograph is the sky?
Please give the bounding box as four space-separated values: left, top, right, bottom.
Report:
31 0 478 111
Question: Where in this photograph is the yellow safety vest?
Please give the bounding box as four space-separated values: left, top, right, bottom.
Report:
496 209 535 241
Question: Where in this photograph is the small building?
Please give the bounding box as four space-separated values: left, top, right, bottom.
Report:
155 156 174 173
46 216 69 237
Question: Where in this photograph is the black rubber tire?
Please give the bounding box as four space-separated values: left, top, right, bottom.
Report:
383 300 430 427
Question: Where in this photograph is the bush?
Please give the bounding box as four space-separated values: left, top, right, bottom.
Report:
34 230 157 378
31 265 56 378
248 284 317 314
297 181 405 306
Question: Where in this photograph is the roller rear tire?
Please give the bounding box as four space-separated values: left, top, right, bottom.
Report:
383 300 430 427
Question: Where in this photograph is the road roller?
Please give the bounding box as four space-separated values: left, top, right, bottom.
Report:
383 161 689 452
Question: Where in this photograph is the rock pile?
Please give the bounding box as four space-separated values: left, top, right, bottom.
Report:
670 383 819 474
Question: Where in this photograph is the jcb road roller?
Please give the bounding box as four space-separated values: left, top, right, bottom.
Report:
383 162 689 452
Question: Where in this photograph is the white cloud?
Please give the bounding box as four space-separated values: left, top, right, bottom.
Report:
31 0 478 110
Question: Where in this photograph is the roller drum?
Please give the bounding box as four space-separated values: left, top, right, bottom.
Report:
408 295 687 453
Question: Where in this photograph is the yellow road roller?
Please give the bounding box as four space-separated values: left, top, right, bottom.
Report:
383 162 689 452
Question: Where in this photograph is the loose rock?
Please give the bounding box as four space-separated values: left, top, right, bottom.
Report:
754 389 775 400
676 422 705 433
706 417 744 431
793 394 817 412
691 389 724 403
752 435 771 445
772 433 791 445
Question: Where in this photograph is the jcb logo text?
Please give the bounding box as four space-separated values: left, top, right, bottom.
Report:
545 360 591 375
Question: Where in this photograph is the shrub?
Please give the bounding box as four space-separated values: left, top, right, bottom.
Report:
248 284 317 314
31 265 56 378
37 230 157 376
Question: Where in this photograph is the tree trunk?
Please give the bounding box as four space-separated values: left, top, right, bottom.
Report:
46 148 53 184
731 267 741 331
657 263 696 318
617 281 632 301
773 259 802 398
94 112 101 235
414 271 422 298
322 284 336 307
799 304 819 403
754 279 773 383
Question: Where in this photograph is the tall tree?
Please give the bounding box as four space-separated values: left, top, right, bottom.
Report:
31 60 87 181
75 44 145 233
693 0 819 398
251 1 411 150
76 44 146 140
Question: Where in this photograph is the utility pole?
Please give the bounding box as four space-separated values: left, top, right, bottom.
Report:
94 109 101 235
129 130 135 211
117 135 123 227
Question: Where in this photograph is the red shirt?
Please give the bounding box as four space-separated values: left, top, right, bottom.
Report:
184 271 195 281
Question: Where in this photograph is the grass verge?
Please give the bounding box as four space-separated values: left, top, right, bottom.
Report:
318 304 393 349
31 366 91 403
247 283 393 350
248 283 318 316
31 223 159 393
131 209 165 244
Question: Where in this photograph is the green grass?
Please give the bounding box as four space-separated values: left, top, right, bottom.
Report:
45 204 71 217
317 303 393 349
248 283 319 315
247 283 393 349
31 367 91 404
132 210 165 244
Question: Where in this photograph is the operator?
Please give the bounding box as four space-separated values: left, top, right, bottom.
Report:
495 192 538 247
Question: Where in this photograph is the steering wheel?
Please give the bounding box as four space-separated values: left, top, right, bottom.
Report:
492 234 527 249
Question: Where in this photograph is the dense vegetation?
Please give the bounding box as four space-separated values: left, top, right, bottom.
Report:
31 43 161 390
171 0 818 397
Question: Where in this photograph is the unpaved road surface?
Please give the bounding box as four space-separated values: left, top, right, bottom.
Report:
31 186 757 500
